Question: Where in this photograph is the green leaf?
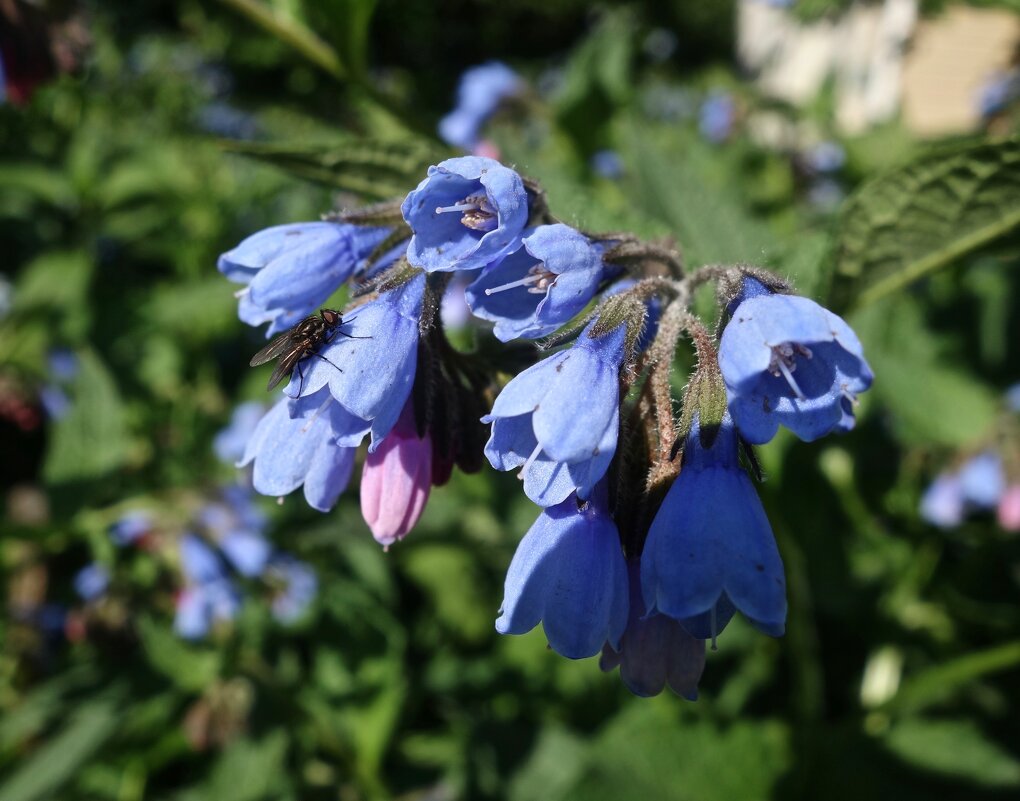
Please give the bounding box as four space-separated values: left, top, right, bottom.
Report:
625 121 783 269
205 733 290 801
849 297 1000 446
884 640 1020 715
136 616 223 692
220 137 445 199
882 719 1020 787
0 693 122 801
42 348 131 486
831 137 1020 310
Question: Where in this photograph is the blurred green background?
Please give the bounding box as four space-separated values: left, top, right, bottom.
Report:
2 1 1020 799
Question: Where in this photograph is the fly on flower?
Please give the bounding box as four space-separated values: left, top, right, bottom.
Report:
249 308 362 392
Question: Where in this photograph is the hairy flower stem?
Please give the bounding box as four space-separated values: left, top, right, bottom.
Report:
603 240 685 281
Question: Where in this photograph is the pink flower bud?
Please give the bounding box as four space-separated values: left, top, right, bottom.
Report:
360 402 432 546
997 484 1020 532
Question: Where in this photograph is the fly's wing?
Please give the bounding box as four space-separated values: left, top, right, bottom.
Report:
265 346 304 391
249 332 293 367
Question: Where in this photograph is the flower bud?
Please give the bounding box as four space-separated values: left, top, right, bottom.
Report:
360 402 432 546
998 485 1020 532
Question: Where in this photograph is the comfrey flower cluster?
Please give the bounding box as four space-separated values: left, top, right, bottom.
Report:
219 155 873 696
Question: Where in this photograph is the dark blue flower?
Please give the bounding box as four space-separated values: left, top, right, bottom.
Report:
267 556 318 623
402 157 528 273
641 415 787 640
600 561 705 698
465 224 604 341
240 389 358 511
219 222 393 336
483 321 626 506
214 401 265 464
719 278 873 444
282 273 425 449
73 563 110 601
47 349 79 381
439 62 523 150
496 485 628 659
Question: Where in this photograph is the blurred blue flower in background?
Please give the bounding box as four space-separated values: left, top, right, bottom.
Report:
214 401 265 464
591 149 624 179
465 224 605 341
958 452 1005 510
497 484 628 659
804 141 846 174
483 321 626 506
268 556 318 623
920 474 965 528
218 222 393 336
699 90 736 143
110 511 153 547
438 61 522 150
40 348 78 420
402 156 529 272
73 564 110 602
174 581 241 640
641 415 787 641
720 277 873 444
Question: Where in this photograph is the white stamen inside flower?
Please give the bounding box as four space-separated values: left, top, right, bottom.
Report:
434 202 478 214
233 287 250 299
768 342 813 401
434 193 498 232
518 441 543 479
484 264 557 296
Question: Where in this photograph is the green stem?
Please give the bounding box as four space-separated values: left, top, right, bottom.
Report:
219 0 346 80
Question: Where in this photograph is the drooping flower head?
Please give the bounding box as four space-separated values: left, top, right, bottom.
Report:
360 399 432 547
439 62 523 150
600 561 705 699
641 413 787 641
240 389 358 512
483 319 626 506
719 276 873 444
218 222 394 336
465 224 605 341
283 271 425 449
402 157 529 273
496 483 629 659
